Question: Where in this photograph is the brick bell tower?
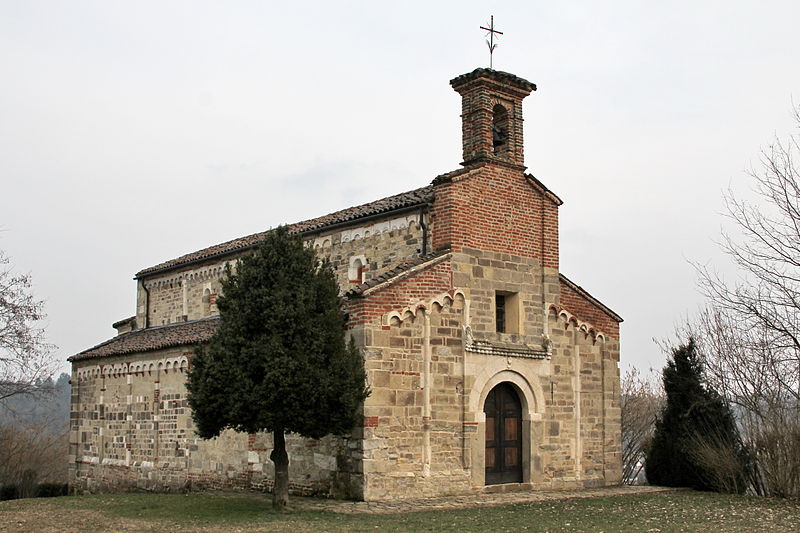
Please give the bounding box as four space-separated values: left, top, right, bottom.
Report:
450 68 536 169
432 67 555 263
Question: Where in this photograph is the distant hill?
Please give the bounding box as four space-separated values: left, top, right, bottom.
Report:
0 373 70 431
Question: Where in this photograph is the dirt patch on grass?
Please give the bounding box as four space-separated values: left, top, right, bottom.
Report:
1 504 152 533
292 483 676 514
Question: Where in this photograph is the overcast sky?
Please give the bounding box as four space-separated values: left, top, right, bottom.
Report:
2 1 799 376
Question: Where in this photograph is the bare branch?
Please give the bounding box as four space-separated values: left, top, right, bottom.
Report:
621 368 663 484
688 105 800 496
0 250 58 404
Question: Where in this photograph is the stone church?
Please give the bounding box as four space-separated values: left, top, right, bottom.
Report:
69 68 623 500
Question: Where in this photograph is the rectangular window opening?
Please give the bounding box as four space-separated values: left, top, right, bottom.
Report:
495 291 520 334
496 294 507 333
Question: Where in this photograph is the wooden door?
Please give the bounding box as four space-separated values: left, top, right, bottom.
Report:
484 383 523 485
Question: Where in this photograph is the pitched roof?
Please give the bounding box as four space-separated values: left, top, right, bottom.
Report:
344 251 451 298
69 317 220 362
525 174 563 206
135 185 434 278
559 274 623 323
430 167 563 207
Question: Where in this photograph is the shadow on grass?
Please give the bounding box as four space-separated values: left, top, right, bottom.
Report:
69 493 322 524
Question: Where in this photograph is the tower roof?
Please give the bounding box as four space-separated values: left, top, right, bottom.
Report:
450 68 537 95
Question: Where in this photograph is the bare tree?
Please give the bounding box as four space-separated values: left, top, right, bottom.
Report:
0 373 70 497
621 367 662 484
690 105 800 497
0 250 57 404
683 310 800 496
686 423 750 495
698 106 800 400
0 409 69 497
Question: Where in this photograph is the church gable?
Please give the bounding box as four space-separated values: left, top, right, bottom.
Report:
430 70 559 269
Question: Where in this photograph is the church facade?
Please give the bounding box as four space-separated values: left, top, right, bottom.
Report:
69 68 623 500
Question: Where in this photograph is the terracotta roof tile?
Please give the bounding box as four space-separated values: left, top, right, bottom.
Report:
70 317 220 362
136 185 434 278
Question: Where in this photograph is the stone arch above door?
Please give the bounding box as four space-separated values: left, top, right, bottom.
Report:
470 369 544 423
469 370 545 487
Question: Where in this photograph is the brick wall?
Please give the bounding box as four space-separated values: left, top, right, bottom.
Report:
345 258 452 327
450 69 534 167
430 163 560 270
558 279 620 341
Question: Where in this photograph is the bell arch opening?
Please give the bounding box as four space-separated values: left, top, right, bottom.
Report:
492 104 509 154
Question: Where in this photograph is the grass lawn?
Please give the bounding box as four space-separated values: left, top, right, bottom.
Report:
1 490 798 533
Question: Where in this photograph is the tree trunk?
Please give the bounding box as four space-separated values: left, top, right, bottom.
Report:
270 428 289 510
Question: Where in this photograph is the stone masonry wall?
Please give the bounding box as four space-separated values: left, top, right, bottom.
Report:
69 348 362 498
450 248 558 342
350 260 621 498
140 268 226 327
359 294 471 500
544 309 622 487
310 212 427 290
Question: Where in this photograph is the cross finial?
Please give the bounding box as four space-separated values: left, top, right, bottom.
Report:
480 15 503 69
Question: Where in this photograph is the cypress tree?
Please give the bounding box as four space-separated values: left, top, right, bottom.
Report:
186 227 369 509
645 339 747 492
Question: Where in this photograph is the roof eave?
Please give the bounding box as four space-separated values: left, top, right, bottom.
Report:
559 273 623 323
69 317 221 362
525 174 563 206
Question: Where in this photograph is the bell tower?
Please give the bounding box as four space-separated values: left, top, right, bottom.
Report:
450 69 536 168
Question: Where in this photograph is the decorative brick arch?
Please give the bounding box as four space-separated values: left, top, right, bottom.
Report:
382 289 466 328
547 303 607 345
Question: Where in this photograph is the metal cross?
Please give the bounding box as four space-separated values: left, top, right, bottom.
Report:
480 15 503 69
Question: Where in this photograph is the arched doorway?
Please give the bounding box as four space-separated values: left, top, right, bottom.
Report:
484 382 523 484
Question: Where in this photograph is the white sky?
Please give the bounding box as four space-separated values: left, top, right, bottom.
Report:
2 1 799 375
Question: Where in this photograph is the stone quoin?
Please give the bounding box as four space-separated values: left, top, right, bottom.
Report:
69 68 623 500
